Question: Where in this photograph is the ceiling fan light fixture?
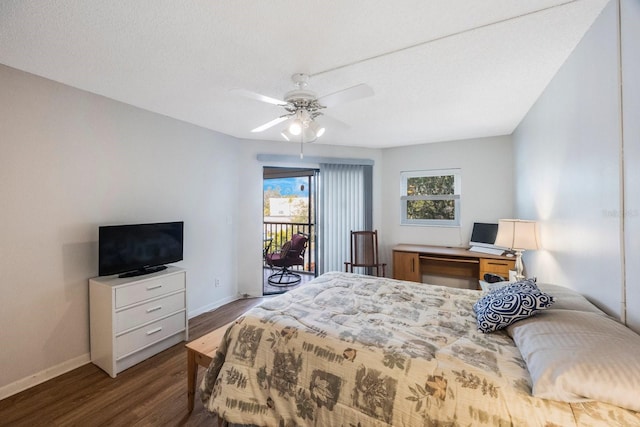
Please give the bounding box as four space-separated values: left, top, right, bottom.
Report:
281 128 292 141
234 73 373 144
302 127 317 143
289 119 302 136
309 120 325 138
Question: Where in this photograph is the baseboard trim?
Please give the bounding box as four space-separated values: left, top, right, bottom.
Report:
1 297 247 401
188 295 239 319
0 353 91 400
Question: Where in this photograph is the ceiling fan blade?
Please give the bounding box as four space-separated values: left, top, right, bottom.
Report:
251 116 289 133
230 88 287 106
320 114 350 130
318 83 374 108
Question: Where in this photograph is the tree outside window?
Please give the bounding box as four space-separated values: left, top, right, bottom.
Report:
401 169 461 226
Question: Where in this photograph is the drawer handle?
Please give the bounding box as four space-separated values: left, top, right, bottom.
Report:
146 284 162 291
146 305 163 313
486 262 507 266
146 327 163 335
421 256 479 264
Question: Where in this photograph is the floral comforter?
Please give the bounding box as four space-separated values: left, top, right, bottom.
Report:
201 272 639 426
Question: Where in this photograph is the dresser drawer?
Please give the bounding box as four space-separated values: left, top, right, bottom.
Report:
115 273 185 308
479 259 515 278
115 291 186 333
116 311 186 359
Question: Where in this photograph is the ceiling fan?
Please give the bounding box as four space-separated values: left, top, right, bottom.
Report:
232 73 374 142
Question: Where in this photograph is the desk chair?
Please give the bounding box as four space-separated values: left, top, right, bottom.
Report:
344 230 386 277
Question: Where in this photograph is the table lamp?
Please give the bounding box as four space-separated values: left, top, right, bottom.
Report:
494 219 540 281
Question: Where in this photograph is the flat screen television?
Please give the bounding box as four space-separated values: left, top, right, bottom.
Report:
469 222 499 248
98 221 184 278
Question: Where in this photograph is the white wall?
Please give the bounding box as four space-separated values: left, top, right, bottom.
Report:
381 136 514 265
512 0 640 329
0 64 243 395
0 64 388 396
0 50 523 397
621 0 640 331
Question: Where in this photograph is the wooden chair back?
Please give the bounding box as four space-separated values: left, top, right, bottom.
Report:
344 230 386 277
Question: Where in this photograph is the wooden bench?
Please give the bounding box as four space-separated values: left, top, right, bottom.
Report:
185 322 233 412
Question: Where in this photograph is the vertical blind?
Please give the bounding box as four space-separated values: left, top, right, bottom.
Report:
318 163 372 273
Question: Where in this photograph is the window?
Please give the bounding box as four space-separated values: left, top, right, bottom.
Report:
400 169 461 226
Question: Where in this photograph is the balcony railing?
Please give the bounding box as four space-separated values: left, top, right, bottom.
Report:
263 221 315 274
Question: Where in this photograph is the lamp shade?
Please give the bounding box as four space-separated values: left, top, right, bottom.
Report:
494 219 540 250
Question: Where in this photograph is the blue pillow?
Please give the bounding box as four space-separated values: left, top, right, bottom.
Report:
473 280 554 333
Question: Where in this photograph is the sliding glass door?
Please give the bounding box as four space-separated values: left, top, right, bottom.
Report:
261 160 373 291
262 167 317 294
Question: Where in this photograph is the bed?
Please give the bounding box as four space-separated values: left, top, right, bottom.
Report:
200 272 640 426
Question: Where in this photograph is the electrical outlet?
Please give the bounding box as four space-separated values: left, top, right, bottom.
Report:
215 278 220 287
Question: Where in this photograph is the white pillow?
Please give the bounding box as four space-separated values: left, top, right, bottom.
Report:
536 283 606 315
508 310 640 411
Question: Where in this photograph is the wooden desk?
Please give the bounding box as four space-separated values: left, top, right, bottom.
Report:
185 322 232 413
392 244 515 288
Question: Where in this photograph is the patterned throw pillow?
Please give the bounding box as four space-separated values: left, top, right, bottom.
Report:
473 280 554 333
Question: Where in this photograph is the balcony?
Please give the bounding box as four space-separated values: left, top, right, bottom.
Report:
263 221 316 294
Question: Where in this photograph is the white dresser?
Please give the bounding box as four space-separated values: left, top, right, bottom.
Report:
89 266 188 377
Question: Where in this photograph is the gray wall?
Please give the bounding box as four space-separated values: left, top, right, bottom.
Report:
0 64 242 395
381 136 514 261
513 0 640 331
0 64 387 396
0 62 517 396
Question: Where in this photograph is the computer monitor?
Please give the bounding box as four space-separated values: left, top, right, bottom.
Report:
469 222 499 248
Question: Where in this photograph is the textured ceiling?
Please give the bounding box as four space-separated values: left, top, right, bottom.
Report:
0 0 609 148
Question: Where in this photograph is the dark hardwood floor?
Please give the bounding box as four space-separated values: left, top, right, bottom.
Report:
0 297 265 427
